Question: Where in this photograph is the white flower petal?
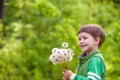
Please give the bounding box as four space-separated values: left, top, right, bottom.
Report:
52 48 58 53
62 42 69 48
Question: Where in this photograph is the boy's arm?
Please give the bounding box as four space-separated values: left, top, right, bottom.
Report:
70 73 90 80
70 57 105 80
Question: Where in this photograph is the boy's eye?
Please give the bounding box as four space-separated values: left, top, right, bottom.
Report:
82 36 87 39
79 36 87 41
83 37 87 39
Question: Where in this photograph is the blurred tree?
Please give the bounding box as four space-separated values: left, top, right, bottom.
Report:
0 0 4 48
0 0 120 80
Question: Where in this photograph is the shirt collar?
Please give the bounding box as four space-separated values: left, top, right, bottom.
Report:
78 50 101 64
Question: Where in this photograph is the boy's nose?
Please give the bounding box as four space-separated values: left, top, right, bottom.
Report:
79 40 82 45
79 39 84 43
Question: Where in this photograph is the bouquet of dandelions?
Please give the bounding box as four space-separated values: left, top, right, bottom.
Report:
49 42 74 70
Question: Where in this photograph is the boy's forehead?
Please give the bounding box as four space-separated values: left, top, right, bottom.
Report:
78 32 92 36
79 32 89 35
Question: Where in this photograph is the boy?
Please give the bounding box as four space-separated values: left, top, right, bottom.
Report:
63 24 106 80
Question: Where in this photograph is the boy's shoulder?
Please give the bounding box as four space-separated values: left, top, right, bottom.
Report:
88 53 105 66
90 56 103 64
91 52 105 62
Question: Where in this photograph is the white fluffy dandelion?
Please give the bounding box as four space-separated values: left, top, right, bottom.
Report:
62 42 69 48
49 42 74 69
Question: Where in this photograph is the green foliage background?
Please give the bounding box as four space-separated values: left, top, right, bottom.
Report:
0 0 120 80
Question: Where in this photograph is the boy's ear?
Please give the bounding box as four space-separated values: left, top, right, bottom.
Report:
95 37 100 45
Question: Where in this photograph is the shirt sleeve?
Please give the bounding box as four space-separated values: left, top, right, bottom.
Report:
87 57 105 80
71 57 105 80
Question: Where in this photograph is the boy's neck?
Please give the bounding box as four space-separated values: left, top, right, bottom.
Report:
86 47 98 55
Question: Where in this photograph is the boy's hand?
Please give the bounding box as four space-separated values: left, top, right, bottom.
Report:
62 69 73 80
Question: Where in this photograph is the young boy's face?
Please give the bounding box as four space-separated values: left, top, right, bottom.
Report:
78 32 99 54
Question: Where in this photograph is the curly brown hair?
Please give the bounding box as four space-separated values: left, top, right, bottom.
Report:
78 24 105 48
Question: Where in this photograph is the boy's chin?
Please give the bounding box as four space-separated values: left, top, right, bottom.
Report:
81 50 87 53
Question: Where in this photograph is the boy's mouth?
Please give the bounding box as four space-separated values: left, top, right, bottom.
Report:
80 45 87 48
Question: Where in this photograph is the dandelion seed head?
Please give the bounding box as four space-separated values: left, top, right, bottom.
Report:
62 42 69 48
